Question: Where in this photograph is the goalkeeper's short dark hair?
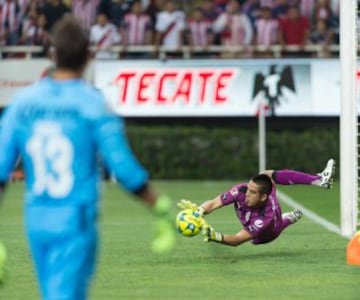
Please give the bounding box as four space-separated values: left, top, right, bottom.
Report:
51 15 90 72
251 174 273 195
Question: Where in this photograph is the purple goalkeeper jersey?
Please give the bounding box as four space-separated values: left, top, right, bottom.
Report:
220 183 283 244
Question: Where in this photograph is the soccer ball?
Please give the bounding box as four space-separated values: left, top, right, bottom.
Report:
176 209 203 237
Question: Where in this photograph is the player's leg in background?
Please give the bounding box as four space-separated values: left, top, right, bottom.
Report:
272 159 335 189
25 205 98 300
27 226 98 300
44 228 98 300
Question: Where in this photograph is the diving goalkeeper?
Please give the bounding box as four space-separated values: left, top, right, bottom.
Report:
178 159 335 246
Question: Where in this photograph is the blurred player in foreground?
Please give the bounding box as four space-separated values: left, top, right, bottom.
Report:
179 159 335 246
0 16 174 299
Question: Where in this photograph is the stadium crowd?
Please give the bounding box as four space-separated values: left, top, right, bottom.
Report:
0 0 342 58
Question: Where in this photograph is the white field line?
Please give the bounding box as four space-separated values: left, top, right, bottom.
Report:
277 190 341 235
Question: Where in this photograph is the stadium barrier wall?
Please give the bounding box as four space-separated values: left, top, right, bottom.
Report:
0 58 346 116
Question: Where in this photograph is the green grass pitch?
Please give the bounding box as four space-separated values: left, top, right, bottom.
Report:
0 181 359 300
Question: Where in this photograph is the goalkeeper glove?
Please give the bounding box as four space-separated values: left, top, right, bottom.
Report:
151 195 176 254
202 221 223 243
177 199 205 216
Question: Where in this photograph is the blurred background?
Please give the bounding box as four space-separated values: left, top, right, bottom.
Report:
0 0 347 180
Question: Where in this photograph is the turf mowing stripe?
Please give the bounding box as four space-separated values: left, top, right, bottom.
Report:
277 190 341 235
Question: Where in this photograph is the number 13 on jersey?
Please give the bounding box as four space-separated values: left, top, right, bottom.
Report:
26 121 74 198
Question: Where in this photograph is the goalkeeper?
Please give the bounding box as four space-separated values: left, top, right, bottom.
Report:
178 159 335 246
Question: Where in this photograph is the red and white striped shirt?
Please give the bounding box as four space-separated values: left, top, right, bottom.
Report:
72 0 99 29
122 12 151 45
0 0 20 33
187 19 212 46
255 18 279 46
213 12 253 46
155 10 186 48
90 22 121 59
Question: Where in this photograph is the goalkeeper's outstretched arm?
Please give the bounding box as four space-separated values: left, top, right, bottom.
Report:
200 196 224 215
221 229 253 246
203 224 253 247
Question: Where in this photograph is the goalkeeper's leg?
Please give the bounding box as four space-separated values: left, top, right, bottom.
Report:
280 209 303 232
271 159 335 189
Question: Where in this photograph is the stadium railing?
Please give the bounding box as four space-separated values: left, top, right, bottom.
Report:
0 44 340 59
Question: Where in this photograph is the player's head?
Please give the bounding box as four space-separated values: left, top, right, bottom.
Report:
51 15 90 73
245 174 273 207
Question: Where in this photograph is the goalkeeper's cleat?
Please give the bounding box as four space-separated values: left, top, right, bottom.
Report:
282 209 303 224
317 159 336 189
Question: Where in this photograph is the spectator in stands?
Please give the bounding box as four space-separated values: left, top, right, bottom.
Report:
312 0 333 26
21 5 38 42
21 0 40 39
185 7 215 58
0 27 8 46
120 0 152 58
41 0 69 31
155 0 185 57
18 0 32 20
145 0 166 33
254 6 279 57
72 0 99 29
299 0 315 20
310 18 334 57
90 12 121 59
22 12 50 56
97 0 131 27
214 0 230 12
0 0 21 45
272 0 288 19
278 5 310 54
259 0 274 8
242 0 262 28
212 0 253 56
200 0 222 22
330 0 339 18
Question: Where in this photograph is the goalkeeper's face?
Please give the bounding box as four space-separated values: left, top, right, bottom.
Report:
245 181 268 208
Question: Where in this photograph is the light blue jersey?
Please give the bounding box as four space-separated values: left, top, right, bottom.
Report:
0 77 149 300
0 77 148 204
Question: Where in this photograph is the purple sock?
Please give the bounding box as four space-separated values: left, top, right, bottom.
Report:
274 170 320 185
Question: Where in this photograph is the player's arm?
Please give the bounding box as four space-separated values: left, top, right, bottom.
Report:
95 108 175 252
222 229 253 246
132 181 171 215
0 102 21 203
177 195 224 217
202 226 252 247
200 196 224 215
